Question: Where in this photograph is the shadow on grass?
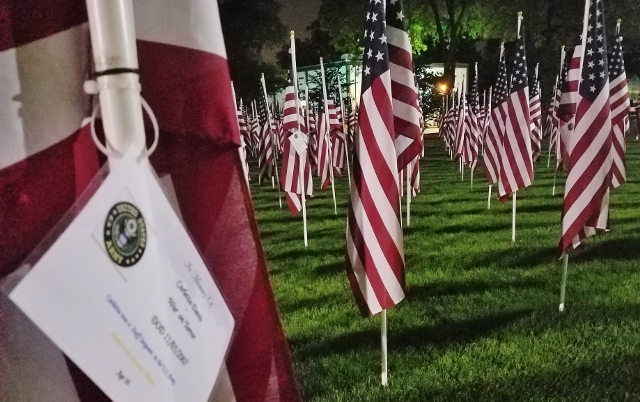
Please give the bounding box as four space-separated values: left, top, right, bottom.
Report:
570 238 640 264
267 246 344 262
278 293 343 315
314 261 344 277
294 309 533 359
464 246 556 270
427 353 640 402
408 277 548 301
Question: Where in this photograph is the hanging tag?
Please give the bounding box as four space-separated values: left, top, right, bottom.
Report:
9 146 234 402
289 129 308 155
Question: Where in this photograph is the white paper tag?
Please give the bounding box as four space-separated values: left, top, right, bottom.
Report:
9 147 234 402
289 130 308 155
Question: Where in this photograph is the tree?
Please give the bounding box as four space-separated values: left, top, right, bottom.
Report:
219 0 287 99
275 21 342 71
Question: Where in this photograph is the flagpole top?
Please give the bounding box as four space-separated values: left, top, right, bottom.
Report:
290 30 295 38
617 19 622 24
518 11 523 17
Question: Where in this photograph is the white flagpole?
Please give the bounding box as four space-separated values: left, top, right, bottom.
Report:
547 75 558 168
406 167 411 226
85 0 146 167
261 73 283 208
559 253 569 312
337 76 351 190
320 57 338 215
252 100 262 185
290 31 308 247
488 184 492 209
381 309 388 386
271 98 277 190
231 82 250 187
512 191 517 242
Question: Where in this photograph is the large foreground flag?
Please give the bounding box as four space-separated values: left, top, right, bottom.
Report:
498 17 534 200
346 0 405 316
559 0 612 254
0 2 101 400
1 1 301 401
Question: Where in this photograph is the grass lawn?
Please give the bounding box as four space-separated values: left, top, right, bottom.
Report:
249 131 640 401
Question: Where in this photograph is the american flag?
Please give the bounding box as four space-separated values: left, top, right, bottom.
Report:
257 95 274 182
483 45 508 185
347 104 358 145
498 17 534 201
237 100 252 155
346 0 405 316
282 74 299 134
280 84 313 214
316 99 332 190
454 87 466 159
250 101 261 155
609 25 629 189
559 0 613 254
308 105 319 169
477 89 490 144
529 65 542 162
463 64 480 169
328 98 346 176
557 45 582 170
386 0 423 171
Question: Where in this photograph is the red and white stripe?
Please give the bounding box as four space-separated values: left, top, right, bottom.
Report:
484 103 505 185
559 1 612 254
498 55 534 199
346 70 405 315
609 40 629 189
2 1 301 400
463 100 480 169
316 106 331 190
530 84 542 162
387 18 423 171
346 0 404 316
258 119 274 181
557 46 582 170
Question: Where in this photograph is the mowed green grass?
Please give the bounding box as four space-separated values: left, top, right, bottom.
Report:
249 130 640 402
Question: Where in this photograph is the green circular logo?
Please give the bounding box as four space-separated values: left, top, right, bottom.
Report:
104 202 147 267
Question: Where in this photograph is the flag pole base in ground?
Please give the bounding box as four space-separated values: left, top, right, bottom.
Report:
559 253 568 312
487 184 492 209
512 191 517 242
552 170 558 196
381 309 388 386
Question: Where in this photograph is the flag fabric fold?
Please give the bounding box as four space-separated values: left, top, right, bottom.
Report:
345 0 405 317
559 0 613 255
498 22 534 200
609 32 629 189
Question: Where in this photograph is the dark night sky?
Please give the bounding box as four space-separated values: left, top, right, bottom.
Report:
262 0 321 62
279 0 321 39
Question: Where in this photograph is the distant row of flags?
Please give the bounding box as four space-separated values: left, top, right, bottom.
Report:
437 1 632 312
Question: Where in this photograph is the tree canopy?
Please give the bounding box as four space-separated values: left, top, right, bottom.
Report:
219 0 287 99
